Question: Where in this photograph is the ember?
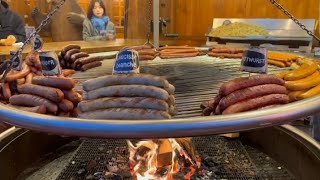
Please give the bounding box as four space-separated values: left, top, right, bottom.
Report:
127 138 211 180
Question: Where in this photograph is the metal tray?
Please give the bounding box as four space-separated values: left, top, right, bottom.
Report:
1 56 320 139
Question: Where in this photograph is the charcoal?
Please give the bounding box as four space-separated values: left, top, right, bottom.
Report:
86 174 95 180
172 172 185 180
155 167 169 177
77 168 86 175
86 160 97 172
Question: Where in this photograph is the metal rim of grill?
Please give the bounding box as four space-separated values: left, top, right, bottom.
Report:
1 56 319 139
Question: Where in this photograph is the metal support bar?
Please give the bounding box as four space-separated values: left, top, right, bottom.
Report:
153 0 160 49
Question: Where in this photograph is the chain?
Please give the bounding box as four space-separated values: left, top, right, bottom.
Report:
0 0 66 82
144 0 153 46
269 0 320 42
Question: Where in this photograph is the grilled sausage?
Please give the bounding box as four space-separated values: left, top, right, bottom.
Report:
80 61 102 71
219 75 285 96
211 48 244 54
160 52 199 59
139 55 155 61
9 94 58 113
63 90 82 105
5 64 30 82
79 108 171 120
2 83 11 100
58 99 74 112
160 49 199 54
16 78 26 85
61 45 81 56
25 73 34 84
222 94 289 114
32 76 76 90
9 105 47 114
78 97 169 112
18 84 64 103
71 108 80 117
62 69 76 77
208 52 243 59
165 84 175 95
86 85 170 100
218 84 287 112
64 49 80 61
159 46 194 50
138 49 156 56
83 74 170 92
70 52 89 62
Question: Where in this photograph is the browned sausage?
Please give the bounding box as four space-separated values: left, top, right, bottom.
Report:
222 94 289 114
5 64 30 82
58 99 74 112
78 56 99 65
70 52 89 62
71 108 80 117
9 94 58 113
160 52 199 59
218 84 287 112
211 48 244 54
25 73 34 84
18 84 64 103
79 108 171 120
16 78 26 85
139 55 155 61
219 75 285 96
32 76 76 90
80 61 102 71
160 49 199 54
9 104 47 114
58 111 70 117
61 44 81 56
2 83 11 100
159 46 193 50
208 52 243 59
64 49 80 61
62 69 76 77
63 90 82 105
138 49 156 56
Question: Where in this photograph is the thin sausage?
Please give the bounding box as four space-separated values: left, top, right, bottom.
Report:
9 94 58 113
86 85 170 100
222 94 289 114
82 74 170 92
63 90 82 105
18 84 64 103
80 61 102 71
61 44 81 56
5 64 30 82
9 104 47 114
62 69 76 77
32 76 76 90
219 75 285 96
208 52 243 59
58 99 74 112
64 49 80 61
16 78 26 85
79 108 171 120
70 52 89 62
78 97 169 112
25 73 34 84
160 52 199 59
2 83 11 100
139 55 155 61
218 84 287 112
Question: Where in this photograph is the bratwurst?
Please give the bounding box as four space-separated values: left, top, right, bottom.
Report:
218 84 287 112
32 76 76 90
86 85 170 100
78 97 169 112
82 74 170 91
79 108 171 120
9 94 58 113
219 75 285 96
222 94 289 114
18 84 64 103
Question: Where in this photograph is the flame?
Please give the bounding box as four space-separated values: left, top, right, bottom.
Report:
127 138 198 180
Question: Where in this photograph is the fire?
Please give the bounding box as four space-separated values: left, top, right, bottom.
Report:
127 138 200 180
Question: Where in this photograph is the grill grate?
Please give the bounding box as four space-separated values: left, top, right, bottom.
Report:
57 136 295 180
56 56 295 179
72 56 288 119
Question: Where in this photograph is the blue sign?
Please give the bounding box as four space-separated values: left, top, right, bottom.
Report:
113 49 140 74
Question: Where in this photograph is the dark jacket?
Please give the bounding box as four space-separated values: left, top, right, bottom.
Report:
0 2 26 42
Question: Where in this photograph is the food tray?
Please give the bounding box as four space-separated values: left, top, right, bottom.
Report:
1 56 320 139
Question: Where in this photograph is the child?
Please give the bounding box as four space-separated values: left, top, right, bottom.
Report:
83 0 116 41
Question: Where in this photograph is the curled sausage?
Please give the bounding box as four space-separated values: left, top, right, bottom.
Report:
5 64 30 82
80 61 102 71
9 94 58 113
32 76 76 90
2 83 11 100
64 49 80 61
70 52 89 62
61 44 81 56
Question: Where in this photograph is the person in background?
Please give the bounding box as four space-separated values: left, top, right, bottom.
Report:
83 0 116 41
0 0 26 42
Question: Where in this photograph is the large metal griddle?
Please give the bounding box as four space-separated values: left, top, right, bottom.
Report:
0 56 320 139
